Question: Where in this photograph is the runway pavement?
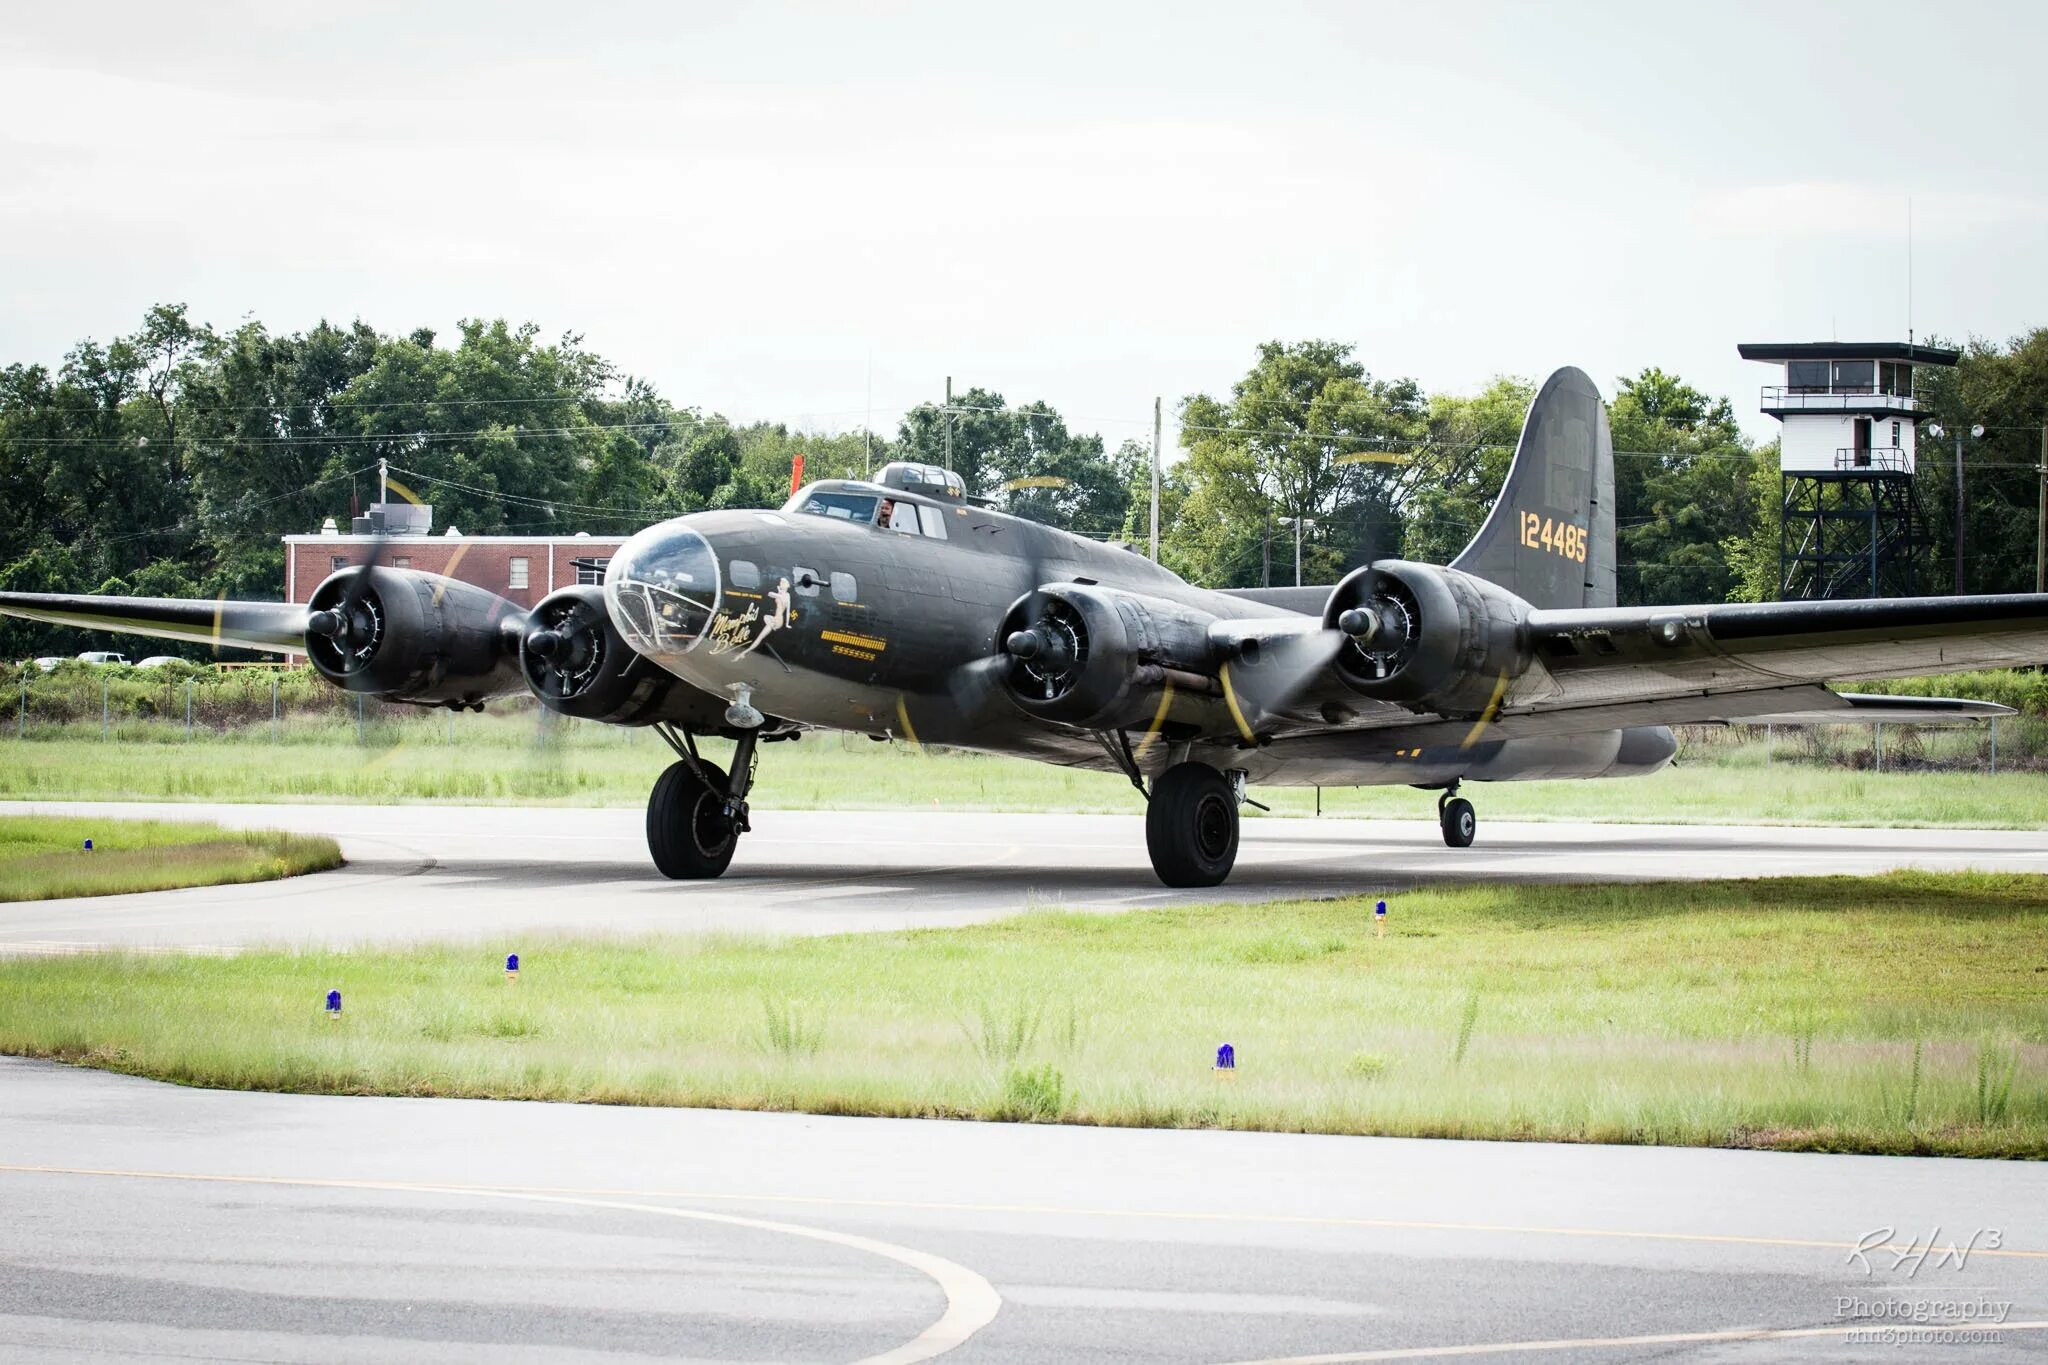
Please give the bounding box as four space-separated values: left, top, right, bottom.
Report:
5 800 2048 954
2 1057 2044 1362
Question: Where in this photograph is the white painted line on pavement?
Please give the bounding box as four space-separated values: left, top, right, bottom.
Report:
0 1164 1002 1364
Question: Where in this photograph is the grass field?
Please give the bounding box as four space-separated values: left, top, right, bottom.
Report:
4 872 2043 1157
5 721 2048 827
0 815 341 902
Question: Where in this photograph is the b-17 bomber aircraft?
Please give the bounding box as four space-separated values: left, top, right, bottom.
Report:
7 367 2045 886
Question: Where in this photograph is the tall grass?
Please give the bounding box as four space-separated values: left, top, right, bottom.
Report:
1976 1038 2020 1125
757 997 827 1058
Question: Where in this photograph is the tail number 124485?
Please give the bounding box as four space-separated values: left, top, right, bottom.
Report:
1518 510 1587 563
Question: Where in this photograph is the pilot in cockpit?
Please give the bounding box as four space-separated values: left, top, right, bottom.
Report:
878 498 916 533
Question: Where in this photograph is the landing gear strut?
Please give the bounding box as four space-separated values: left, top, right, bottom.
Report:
1438 784 1476 849
646 724 754 879
1146 761 1241 887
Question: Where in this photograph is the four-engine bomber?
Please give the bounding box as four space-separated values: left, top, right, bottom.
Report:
6 366 2043 886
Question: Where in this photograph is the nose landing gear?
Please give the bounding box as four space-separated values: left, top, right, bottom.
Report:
646 722 755 879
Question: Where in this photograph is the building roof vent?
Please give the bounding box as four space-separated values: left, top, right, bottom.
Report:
444 526 461 537
319 517 339 535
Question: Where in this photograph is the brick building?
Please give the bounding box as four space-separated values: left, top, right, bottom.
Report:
282 528 630 612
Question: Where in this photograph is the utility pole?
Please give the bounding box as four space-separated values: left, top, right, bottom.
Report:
1146 394 1163 564
1953 431 1965 595
2037 424 2046 594
942 376 952 472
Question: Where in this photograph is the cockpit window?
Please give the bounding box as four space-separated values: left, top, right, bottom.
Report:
796 491 880 523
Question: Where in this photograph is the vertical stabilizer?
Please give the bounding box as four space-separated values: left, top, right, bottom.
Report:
1449 366 1616 610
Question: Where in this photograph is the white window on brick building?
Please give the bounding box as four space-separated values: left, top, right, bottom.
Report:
509 557 530 590
573 556 610 586
392 557 411 570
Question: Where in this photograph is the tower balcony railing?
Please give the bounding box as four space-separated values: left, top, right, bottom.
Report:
1835 446 1911 473
1762 386 1918 413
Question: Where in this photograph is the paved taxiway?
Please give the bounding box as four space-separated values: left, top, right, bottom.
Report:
3 800 2048 954
3 1058 2044 1362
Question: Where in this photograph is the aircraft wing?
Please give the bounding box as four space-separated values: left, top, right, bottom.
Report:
1735 692 2015 726
1359 592 2048 746
1524 593 2048 708
0 591 309 654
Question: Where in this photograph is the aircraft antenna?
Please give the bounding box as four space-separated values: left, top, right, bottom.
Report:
1150 396 1162 562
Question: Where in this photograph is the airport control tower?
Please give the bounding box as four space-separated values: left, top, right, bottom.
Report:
1739 340 1958 599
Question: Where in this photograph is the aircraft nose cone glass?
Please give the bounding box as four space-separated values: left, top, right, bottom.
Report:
605 522 721 658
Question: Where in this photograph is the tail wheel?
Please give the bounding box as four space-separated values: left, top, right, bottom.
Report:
1440 796 1476 848
1146 762 1239 888
648 759 738 879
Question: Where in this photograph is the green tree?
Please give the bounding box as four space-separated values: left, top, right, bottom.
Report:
1400 377 1536 565
1607 367 1755 605
1912 329 2048 595
1171 341 1426 588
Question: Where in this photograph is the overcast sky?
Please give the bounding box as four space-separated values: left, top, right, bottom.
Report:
4 0 2043 447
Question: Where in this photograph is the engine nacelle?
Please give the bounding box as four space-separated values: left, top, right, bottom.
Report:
519 586 733 729
999 584 1219 730
305 567 526 705
1322 560 1533 714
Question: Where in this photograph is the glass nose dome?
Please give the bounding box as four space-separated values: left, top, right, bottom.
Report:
605 521 721 657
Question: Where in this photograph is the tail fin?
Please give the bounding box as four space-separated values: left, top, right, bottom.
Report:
1449 366 1615 610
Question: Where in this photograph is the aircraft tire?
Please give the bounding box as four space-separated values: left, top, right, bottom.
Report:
1146 762 1239 887
647 759 739 879
1440 796 1476 848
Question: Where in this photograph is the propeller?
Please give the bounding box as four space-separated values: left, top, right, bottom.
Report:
305 481 403 689
1208 607 1385 738
521 592 608 703
939 543 1063 720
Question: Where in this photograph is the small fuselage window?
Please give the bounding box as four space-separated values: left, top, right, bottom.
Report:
730 559 762 589
831 572 858 602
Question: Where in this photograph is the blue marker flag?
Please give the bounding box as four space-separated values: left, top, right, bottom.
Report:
325 989 341 1013
1215 1043 1235 1070
505 953 520 973
83 838 93 852
1375 899 1387 918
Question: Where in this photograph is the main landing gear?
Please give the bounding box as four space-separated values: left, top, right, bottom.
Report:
1146 761 1244 887
646 724 756 879
1438 783 1476 848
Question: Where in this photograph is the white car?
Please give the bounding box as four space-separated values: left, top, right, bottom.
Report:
74 651 129 666
31 657 66 672
135 656 187 669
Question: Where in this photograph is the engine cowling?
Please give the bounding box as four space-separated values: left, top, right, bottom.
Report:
304 567 526 705
999 585 1220 729
1322 560 1533 714
519 586 732 729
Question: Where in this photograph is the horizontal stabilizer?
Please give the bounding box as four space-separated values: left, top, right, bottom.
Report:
0 591 308 654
